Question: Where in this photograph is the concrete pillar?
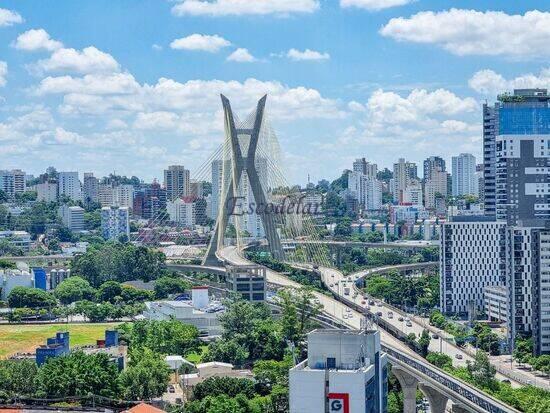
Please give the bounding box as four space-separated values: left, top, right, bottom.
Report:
451 403 473 413
419 383 449 413
392 366 418 413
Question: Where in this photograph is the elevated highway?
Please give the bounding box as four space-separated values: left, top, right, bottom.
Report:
216 246 520 413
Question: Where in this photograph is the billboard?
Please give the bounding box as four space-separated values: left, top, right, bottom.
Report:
328 393 349 413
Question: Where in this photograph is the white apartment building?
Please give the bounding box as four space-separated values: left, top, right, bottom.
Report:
101 206 130 240
289 329 388 413
348 172 383 211
57 172 82 201
484 285 508 323
452 153 478 197
167 197 195 227
353 158 378 178
425 168 448 209
0 230 31 252
403 180 423 206
98 184 134 208
440 218 507 315
36 182 58 202
392 158 417 203
58 205 85 232
164 165 190 201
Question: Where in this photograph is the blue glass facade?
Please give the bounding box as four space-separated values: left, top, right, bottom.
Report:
32 267 47 290
499 107 550 135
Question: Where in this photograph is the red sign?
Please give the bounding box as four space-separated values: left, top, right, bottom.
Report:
328 393 349 413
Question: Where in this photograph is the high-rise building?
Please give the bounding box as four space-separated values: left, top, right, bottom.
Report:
424 167 448 209
167 197 195 227
190 179 204 198
452 153 478 197
440 217 507 315
423 156 446 181
114 184 134 208
353 158 378 178
392 158 417 203
58 205 85 232
289 329 388 413
507 226 550 356
476 163 485 204
164 165 190 201
83 173 99 205
36 181 58 202
133 180 166 220
101 206 130 240
12 169 26 194
403 180 423 206
484 89 550 223
0 169 25 198
348 172 383 211
57 172 82 201
494 89 550 225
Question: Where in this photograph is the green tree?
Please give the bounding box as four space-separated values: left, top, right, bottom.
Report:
253 357 292 395
7 287 57 308
192 376 256 401
154 276 190 299
203 339 249 367
418 329 431 357
118 348 170 400
466 351 497 391
36 351 120 398
0 359 39 396
426 352 453 370
98 280 123 303
124 319 199 355
54 276 96 304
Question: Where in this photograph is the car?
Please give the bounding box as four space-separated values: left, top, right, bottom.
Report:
376 312 383 316
376 302 383 307
388 312 393 319
398 317 404 322
330 283 334 287
168 385 175 393
343 314 349 319
361 300 366 305
404 317 410 322
369 300 375 305
346 308 351 312
406 321 413 327
432 334 439 339
348 313 353 318
455 354 463 360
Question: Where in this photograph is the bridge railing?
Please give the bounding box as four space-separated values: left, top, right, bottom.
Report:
383 345 520 413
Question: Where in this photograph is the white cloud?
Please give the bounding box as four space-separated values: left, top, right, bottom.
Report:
286 48 329 61
340 0 412 11
152 44 163 51
0 8 23 27
170 34 231 53
35 72 140 95
469 68 550 95
0 62 7 87
226 48 257 62
172 0 319 17
380 9 550 59
13 29 63 52
35 46 120 74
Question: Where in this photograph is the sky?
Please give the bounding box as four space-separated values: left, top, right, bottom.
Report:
0 0 549 184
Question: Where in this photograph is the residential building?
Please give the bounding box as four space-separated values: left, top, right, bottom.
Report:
440 218 507 316
403 180 423 206
57 172 82 201
484 285 508 323
476 163 485 204
452 153 478 197
289 329 388 413
12 169 26 194
167 197 195 227
164 165 190 201
133 180 166 219
424 167 448 210
225 265 266 302
353 158 378 178
114 184 134 208
348 172 383 211
36 181 58 202
101 206 130 240
190 179 204 198
0 267 33 299
83 173 99 205
507 225 550 355
58 205 85 231
484 89 550 224
389 205 428 225
0 170 14 198
392 158 417 202
423 156 446 182
98 183 115 206
0 230 31 252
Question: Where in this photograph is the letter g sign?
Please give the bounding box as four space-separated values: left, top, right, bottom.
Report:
328 393 349 413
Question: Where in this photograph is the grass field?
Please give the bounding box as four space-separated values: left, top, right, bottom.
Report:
0 323 121 358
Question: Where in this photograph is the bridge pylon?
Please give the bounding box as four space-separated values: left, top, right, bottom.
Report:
203 94 284 266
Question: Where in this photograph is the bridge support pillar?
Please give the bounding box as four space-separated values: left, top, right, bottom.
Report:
451 403 473 413
392 366 418 413
419 383 448 413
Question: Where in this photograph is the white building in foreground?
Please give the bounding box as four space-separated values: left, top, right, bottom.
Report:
289 329 388 413
143 286 224 336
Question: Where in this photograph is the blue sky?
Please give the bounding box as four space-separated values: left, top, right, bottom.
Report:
0 0 549 184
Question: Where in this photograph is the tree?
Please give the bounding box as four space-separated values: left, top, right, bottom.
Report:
154 276 190 299
185 394 252 413
418 329 431 357
120 285 154 304
0 359 39 396
36 351 120 398
98 280 123 303
7 287 57 308
192 376 255 401
513 336 533 365
203 339 249 367
54 277 96 304
466 351 497 391
278 287 322 347
426 352 453 370
124 319 199 355
253 357 292 395
334 217 352 238
118 348 170 400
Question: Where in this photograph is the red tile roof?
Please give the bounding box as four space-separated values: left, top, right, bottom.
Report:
125 403 166 413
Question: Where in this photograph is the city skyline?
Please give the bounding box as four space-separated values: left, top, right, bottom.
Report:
0 1 549 183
